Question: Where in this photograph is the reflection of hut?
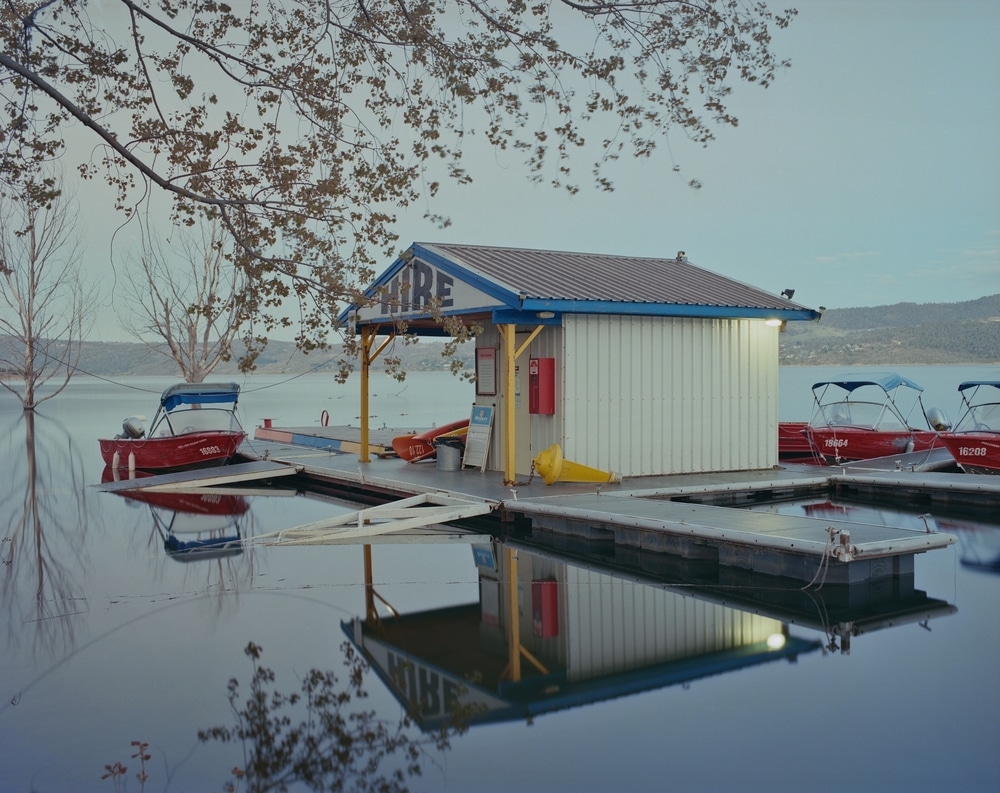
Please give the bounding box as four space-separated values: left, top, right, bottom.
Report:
935 517 1000 574
339 244 820 480
343 544 822 731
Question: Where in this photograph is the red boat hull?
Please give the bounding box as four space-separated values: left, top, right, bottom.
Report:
803 427 941 465
938 433 1000 475
778 421 818 462
99 430 246 472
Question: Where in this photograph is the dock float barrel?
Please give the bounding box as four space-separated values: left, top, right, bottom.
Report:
533 444 621 486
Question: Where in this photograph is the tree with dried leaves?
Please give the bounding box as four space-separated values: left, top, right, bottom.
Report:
0 182 95 409
121 219 244 383
1 1 796 363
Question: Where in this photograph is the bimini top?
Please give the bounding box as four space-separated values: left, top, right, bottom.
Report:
160 382 241 411
811 373 924 393
958 381 1000 392
339 242 820 333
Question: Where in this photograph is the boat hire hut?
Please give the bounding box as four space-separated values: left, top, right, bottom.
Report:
340 243 820 482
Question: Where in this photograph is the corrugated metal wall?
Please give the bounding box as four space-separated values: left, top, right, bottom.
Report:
562 314 779 475
559 566 783 681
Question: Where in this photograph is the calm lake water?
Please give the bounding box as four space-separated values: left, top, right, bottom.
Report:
1 364 998 792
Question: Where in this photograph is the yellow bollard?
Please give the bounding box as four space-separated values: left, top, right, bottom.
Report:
533 444 621 486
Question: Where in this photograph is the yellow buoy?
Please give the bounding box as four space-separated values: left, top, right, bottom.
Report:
533 444 621 486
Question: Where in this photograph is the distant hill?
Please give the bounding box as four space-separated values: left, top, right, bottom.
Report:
779 294 1000 366
3 295 997 378
62 337 475 378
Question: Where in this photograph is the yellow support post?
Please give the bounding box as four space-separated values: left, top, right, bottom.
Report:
505 544 521 681
364 545 376 623
498 323 545 483
499 325 516 482
359 326 394 463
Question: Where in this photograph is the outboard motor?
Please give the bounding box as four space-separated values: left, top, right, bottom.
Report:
926 407 950 432
120 417 146 439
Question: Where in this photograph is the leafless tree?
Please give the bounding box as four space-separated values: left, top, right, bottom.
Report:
0 184 95 409
121 219 243 383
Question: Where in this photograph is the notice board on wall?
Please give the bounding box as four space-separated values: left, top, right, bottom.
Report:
462 404 494 472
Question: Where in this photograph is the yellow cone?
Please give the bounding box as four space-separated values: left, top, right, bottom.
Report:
533 444 621 486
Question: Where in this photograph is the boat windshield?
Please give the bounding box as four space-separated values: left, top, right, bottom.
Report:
811 381 922 431
954 383 1000 432
151 405 244 437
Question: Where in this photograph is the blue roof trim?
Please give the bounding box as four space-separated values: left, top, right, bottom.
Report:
492 309 563 326
811 373 924 393
520 298 814 322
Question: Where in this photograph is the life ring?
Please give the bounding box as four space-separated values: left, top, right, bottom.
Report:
320 409 330 427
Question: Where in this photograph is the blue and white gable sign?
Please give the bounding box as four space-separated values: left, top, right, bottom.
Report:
356 258 497 321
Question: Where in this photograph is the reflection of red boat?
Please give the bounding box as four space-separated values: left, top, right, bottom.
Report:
787 374 949 465
99 383 247 472
938 381 1000 475
101 466 251 516
102 466 249 561
391 417 469 462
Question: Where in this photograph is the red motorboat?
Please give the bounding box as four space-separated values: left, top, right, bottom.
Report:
99 382 247 472
938 380 1000 475
797 373 950 465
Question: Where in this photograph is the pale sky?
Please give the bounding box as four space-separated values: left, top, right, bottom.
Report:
75 0 1000 341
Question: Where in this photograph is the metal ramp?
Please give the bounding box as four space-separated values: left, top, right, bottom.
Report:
97 460 302 493
257 492 495 545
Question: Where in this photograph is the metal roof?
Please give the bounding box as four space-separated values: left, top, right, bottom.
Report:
340 242 820 329
419 242 804 310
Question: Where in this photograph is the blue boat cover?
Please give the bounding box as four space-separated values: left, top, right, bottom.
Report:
958 381 1000 392
160 382 241 411
811 373 923 393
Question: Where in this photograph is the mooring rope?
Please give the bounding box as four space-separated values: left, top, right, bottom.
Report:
800 526 842 592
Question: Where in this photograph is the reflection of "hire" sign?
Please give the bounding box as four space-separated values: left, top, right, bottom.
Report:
381 261 454 315
387 650 463 717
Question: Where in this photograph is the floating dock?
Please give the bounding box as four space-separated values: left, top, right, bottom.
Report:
93 424 1000 587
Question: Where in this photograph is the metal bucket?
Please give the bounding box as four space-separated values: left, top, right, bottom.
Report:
435 438 463 472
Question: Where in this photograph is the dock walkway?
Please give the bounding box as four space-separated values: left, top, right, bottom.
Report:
99 426 1000 585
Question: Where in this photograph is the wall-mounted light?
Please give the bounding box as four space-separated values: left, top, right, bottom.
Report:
764 318 783 327
536 311 555 319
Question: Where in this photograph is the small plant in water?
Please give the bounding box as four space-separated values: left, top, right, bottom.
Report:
102 740 149 791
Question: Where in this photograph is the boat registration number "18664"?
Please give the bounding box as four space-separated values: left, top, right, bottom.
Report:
823 438 849 448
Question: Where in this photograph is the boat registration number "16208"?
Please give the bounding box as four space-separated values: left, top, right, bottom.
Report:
958 447 987 456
